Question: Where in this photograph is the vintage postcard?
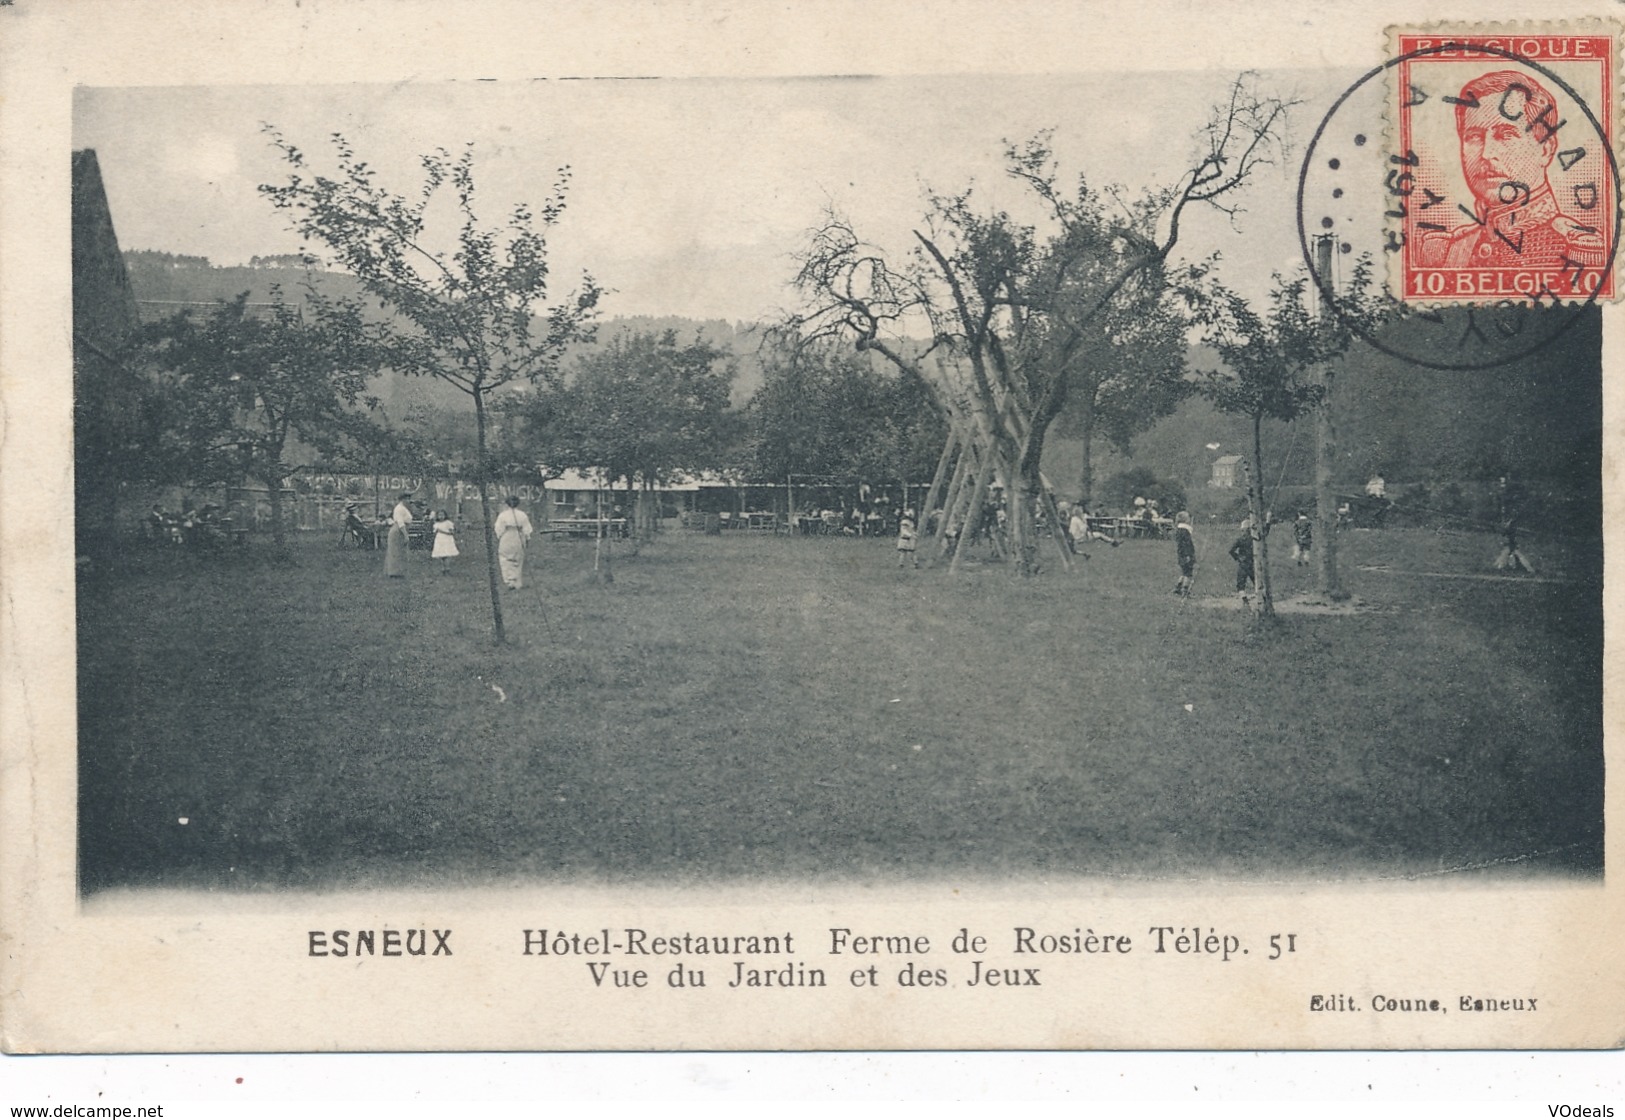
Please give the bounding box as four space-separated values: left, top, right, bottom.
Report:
1 0 1622 1054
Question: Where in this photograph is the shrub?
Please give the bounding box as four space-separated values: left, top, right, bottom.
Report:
1097 467 1186 515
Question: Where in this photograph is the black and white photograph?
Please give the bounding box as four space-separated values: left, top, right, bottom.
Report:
4 0 1623 1065
69 70 1607 891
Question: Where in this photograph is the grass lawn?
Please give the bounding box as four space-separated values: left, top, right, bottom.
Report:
77 520 1603 893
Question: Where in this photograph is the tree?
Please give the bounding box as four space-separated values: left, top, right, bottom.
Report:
139 286 384 552
73 333 182 558
1186 259 1382 620
261 132 601 642
792 75 1295 575
749 337 944 497
395 396 482 478
1046 279 1190 504
522 329 737 537
1308 234 1394 599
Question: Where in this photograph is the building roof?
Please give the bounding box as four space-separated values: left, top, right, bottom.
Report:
543 469 743 492
71 149 140 349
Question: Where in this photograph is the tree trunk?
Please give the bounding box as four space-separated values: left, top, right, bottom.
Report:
594 511 613 581
1013 469 1042 577
473 386 507 644
637 477 653 538
1010 432 1040 576
1077 397 1096 506
1314 234 1346 600
1248 414 1275 621
266 466 287 553
1315 365 1344 600
592 472 613 583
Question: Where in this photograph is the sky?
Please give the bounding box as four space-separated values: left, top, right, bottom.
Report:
74 70 1364 325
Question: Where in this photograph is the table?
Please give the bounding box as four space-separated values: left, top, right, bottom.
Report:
1095 516 1171 540
546 518 629 539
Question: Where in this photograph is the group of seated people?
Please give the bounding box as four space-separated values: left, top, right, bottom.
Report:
921 494 1170 558
801 506 892 536
343 501 436 548
1061 497 1174 541
145 502 233 549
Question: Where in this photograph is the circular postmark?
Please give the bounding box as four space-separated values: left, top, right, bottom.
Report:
1298 40 1621 370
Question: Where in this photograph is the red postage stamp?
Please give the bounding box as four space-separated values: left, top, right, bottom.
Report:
1391 27 1619 303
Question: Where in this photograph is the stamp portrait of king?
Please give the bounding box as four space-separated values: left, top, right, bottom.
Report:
1394 32 1617 303
1419 69 1607 270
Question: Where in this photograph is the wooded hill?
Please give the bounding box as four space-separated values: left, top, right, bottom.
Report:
122 252 768 413
122 252 1600 503
1064 309 1601 506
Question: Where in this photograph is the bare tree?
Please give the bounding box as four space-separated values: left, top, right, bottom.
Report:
790 74 1297 575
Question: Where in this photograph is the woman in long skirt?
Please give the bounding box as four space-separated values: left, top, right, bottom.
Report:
494 494 534 589
384 492 413 578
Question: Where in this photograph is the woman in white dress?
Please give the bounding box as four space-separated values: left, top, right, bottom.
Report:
384 493 413 578
431 509 459 574
493 495 533 589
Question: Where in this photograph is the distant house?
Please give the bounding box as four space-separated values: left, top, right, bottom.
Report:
1209 454 1244 488
541 469 748 520
543 469 627 519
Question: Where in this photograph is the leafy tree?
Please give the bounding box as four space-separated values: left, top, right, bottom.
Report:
123 249 214 269
524 329 737 535
261 132 601 642
749 338 944 493
1186 260 1381 619
1046 278 1191 503
139 287 385 551
1097 466 1186 517
395 397 481 477
73 327 189 560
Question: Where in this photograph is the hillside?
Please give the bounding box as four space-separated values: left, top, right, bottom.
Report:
122 253 1601 502
1039 307 1602 506
121 253 768 413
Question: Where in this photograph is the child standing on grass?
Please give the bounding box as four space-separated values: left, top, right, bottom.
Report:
1172 511 1196 597
1293 510 1313 567
431 509 459 574
896 509 919 569
1229 518 1256 606
1494 517 1535 574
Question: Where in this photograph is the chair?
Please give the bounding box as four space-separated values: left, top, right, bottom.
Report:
342 512 378 549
